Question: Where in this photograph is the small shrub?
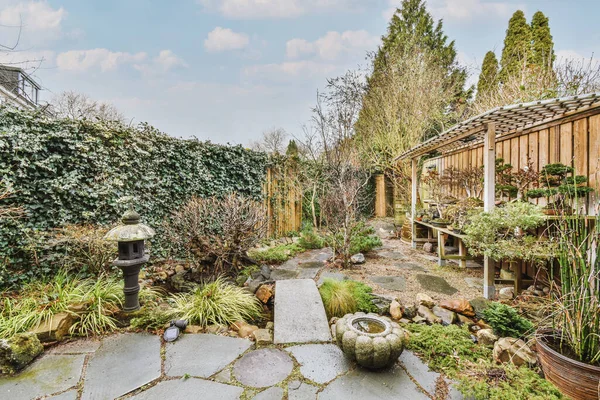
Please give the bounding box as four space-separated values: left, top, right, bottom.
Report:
130 307 173 331
298 225 326 249
248 243 303 264
319 279 376 318
170 277 263 326
481 302 534 338
349 224 382 254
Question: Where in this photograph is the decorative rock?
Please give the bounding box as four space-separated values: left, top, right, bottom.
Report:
416 293 435 308
0 332 43 374
403 305 417 319
389 300 403 320
255 284 274 304
439 299 475 317
248 276 266 293
476 329 498 346
350 253 365 264
456 314 474 326
260 265 271 280
399 318 411 324
469 297 491 318
252 329 273 345
265 321 274 331
206 324 228 334
498 287 514 300
432 306 457 325
31 312 75 342
238 324 258 339
370 294 393 315
412 315 427 324
422 242 434 253
417 305 441 324
493 337 536 367
184 325 203 334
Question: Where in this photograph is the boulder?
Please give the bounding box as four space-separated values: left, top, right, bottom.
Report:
498 287 514 300
247 276 266 294
252 329 273 345
206 324 228 334
350 253 365 264
31 312 75 342
416 293 435 308
493 337 536 367
260 265 271 280
422 242 434 253
439 299 475 317
476 329 498 346
469 297 491 318
170 271 197 292
184 325 204 334
389 300 404 321
402 305 417 319
412 315 427 324
0 332 43 374
255 284 274 304
418 305 442 324
432 306 457 325
231 321 258 339
370 294 393 315
456 314 475 326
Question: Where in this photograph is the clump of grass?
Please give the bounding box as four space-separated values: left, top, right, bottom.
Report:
130 307 173 331
319 279 377 318
248 243 304 264
170 277 262 326
481 302 534 338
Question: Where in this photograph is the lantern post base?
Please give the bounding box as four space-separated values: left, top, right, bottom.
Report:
113 255 149 313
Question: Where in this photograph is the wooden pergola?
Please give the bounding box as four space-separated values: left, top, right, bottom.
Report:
397 92 600 299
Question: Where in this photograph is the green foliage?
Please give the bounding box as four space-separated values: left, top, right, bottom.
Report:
348 224 382 255
477 51 499 99
130 307 173 332
500 10 532 82
481 302 534 338
298 225 326 250
248 243 304 264
530 11 555 67
527 163 594 206
0 107 269 289
319 279 376 318
170 277 263 326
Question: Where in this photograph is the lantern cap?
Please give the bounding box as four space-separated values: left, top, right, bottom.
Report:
104 207 155 242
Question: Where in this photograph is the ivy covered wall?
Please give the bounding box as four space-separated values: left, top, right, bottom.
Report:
0 107 269 287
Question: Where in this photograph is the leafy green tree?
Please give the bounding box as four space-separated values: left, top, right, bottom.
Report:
500 10 532 82
476 51 499 100
530 11 554 68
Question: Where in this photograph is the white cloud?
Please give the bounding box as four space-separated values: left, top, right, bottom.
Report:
384 0 520 22
555 49 590 62
286 30 378 61
204 27 250 52
56 49 147 72
198 0 369 19
0 1 65 31
133 50 188 76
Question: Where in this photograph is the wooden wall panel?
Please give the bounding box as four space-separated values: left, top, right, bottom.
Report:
529 131 539 170
538 129 549 168
560 122 573 166
549 126 558 163
573 118 588 177
588 115 600 214
519 135 529 168
510 138 519 169
502 139 511 165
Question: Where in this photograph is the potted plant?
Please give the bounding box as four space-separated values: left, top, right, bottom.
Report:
536 207 600 400
445 197 483 234
526 163 594 214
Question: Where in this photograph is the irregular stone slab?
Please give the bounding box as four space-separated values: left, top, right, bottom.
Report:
288 381 319 399
416 274 458 295
270 269 299 280
286 344 351 384
213 368 231 383
376 250 406 260
317 271 348 285
233 348 293 388
47 389 78 400
47 339 102 354
297 264 322 279
394 263 426 272
274 279 331 344
130 377 243 400
0 354 85 400
371 276 406 291
399 351 440 395
165 334 252 378
81 333 160 400
319 365 429 400
253 386 284 400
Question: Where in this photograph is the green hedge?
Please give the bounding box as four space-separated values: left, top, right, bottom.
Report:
0 107 269 288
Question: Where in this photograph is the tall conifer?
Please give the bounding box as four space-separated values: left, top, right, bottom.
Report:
500 10 531 82
477 51 499 99
531 11 554 68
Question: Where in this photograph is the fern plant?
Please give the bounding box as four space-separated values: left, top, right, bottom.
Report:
481 302 534 338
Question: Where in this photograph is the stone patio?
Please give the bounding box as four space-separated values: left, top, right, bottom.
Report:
0 333 462 399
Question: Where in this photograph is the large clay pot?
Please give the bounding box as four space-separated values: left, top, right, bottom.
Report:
334 312 407 369
536 329 600 400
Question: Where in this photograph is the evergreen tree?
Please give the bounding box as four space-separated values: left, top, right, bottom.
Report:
477 51 499 100
530 11 554 68
500 10 531 82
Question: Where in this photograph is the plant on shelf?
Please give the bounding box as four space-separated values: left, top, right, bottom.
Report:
463 202 556 265
453 166 484 199
495 158 517 201
526 163 594 213
422 169 456 224
445 197 484 233
495 158 539 202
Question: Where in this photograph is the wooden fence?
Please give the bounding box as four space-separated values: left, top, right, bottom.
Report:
264 166 302 237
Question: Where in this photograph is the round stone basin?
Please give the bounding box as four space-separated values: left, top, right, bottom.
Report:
351 317 387 334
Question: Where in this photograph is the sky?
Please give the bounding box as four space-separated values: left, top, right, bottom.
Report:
0 0 598 145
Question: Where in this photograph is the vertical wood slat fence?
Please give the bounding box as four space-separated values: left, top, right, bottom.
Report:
263 166 302 237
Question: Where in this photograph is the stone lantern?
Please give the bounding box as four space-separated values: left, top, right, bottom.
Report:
105 207 155 312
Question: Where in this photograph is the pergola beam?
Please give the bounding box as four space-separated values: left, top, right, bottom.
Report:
411 158 418 249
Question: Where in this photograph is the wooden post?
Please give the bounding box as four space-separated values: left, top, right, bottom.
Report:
411 158 418 249
375 174 386 217
483 123 496 299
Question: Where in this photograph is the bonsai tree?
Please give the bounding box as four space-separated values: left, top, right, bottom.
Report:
445 197 483 232
495 158 517 201
526 163 594 211
495 158 539 201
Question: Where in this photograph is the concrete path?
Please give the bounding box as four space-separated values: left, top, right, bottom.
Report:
0 333 462 399
273 279 331 344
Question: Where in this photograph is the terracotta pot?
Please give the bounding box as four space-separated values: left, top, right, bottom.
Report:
536 329 600 400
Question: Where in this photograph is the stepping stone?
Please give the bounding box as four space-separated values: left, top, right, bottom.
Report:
371 276 406 291
213 368 232 383
286 344 351 384
317 271 348 285
377 250 406 260
416 274 458 295
270 269 299 280
130 377 243 399
399 351 440 395
165 334 252 378
274 279 331 344
319 365 429 400
233 348 293 388
297 261 323 279
394 263 426 272
47 390 78 400
288 381 319 399
0 354 85 400
253 386 284 400
81 333 161 400
47 339 102 354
